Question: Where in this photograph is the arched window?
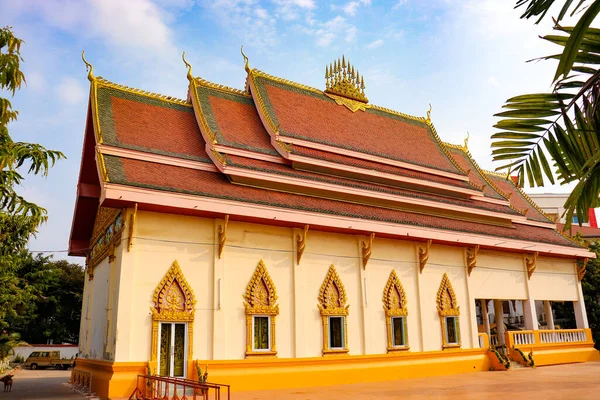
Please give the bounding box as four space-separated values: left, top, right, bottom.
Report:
437 273 461 349
318 265 349 355
151 260 196 377
382 270 409 351
244 260 279 357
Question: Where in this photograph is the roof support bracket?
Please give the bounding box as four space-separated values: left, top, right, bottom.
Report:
577 258 589 281
526 252 538 279
218 215 229 259
419 239 432 273
362 233 375 270
466 245 480 276
296 225 309 264
127 203 138 252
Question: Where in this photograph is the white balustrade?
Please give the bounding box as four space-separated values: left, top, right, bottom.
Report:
512 332 535 345
540 329 587 344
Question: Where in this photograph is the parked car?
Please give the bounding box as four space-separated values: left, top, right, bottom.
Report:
22 351 74 370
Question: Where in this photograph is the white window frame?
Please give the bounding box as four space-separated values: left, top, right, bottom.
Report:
328 316 346 350
252 315 272 352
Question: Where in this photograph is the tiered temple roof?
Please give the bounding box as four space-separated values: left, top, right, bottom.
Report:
69 54 592 259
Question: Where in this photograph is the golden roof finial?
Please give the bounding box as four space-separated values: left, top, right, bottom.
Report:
81 51 94 82
426 103 432 123
324 56 368 103
241 45 250 73
182 51 193 82
464 132 470 150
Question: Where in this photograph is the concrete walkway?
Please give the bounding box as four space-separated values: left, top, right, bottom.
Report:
0 370 82 400
235 362 600 400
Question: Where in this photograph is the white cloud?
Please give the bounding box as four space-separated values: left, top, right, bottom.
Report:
366 39 384 48
392 0 408 10
6 0 178 54
273 0 316 20
346 26 358 43
343 0 371 16
488 76 500 87
309 15 357 47
55 77 86 105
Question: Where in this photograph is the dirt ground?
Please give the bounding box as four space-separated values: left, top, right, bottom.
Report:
234 362 600 400
0 369 81 400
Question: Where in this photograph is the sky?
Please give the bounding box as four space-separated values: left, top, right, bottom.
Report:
0 0 576 262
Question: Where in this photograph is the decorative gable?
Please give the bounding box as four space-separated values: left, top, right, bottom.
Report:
151 260 196 321
382 270 408 317
318 265 349 316
436 273 459 317
244 260 279 316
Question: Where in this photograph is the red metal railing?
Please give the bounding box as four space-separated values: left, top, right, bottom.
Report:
129 375 230 400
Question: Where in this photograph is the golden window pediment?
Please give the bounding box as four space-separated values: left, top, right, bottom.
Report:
151 260 196 321
318 265 349 316
244 260 279 316
437 273 459 317
382 270 408 317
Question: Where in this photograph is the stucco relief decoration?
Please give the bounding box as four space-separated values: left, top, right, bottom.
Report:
244 260 279 316
382 270 408 317
436 273 459 317
87 207 124 279
152 260 196 322
318 265 349 317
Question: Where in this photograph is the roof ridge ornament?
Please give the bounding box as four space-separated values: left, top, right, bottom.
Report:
241 45 250 73
81 51 94 82
426 103 432 123
324 55 368 103
182 51 193 82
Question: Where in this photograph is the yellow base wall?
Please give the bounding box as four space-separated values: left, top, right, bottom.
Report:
513 344 600 367
74 359 147 399
197 349 489 392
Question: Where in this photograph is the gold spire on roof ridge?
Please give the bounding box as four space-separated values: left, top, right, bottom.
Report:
324 55 368 103
241 45 250 73
81 51 94 82
182 51 193 82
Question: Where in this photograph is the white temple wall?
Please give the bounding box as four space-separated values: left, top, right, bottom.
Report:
95 209 587 364
470 250 528 300
87 258 110 360
364 238 420 354
221 222 294 359
529 257 578 301
422 244 472 351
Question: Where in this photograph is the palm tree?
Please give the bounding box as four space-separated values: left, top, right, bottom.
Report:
491 1 600 229
0 332 27 360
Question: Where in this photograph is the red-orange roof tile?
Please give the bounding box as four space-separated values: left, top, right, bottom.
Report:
97 85 210 161
252 75 462 174
104 155 577 248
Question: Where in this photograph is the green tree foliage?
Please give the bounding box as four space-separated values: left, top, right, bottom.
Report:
491 1 600 229
0 26 70 348
7 253 84 344
581 241 600 349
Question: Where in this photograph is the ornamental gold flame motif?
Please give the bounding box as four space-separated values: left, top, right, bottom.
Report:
325 55 368 103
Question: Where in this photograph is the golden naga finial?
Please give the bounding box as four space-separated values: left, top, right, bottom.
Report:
81 50 94 82
241 45 250 73
464 132 470 149
324 56 368 103
182 51 193 82
426 103 432 122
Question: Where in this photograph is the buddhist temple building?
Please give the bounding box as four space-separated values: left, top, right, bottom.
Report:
69 52 599 399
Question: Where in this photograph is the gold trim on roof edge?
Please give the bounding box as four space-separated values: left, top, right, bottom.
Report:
443 142 511 202
188 79 218 144
483 170 555 223
95 77 189 106
194 76 250 97
425 121 470 177
97 150 109 182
